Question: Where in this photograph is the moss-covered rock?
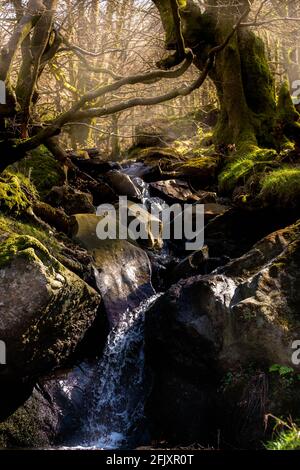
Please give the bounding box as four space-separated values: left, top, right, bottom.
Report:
0 394 51 448
16 145 65 198
0 171 37 214
130 146 219 184
0 222 101 381
259 166 300 209
46 185 95 215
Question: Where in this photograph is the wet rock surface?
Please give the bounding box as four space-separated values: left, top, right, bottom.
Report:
145 220 300 447
1 117 300 450
71 214 155 327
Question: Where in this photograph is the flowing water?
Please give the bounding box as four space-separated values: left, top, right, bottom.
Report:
55 169 170 449
59 293 161 449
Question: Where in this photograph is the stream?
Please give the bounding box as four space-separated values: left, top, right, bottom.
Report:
56 294 161 449
43 164 223 449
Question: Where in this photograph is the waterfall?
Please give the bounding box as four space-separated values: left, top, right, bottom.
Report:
59 293 161 450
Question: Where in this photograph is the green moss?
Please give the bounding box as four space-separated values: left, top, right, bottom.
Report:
0 213 61 268
0 232 55 269
277 82 300 125
0 171 37 214
129 146 179 161
172 154 218 170
0 404 48 448
239 31 277 148
259 167 300 208
219 147 278 192
277 81 300 143
16 145 65 198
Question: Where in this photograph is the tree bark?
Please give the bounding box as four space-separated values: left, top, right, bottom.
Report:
153 0 278 150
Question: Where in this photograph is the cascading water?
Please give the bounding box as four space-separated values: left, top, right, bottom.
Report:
54 168 170 449
59 294 161 450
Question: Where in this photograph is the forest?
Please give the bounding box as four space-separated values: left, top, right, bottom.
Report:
0 0 300 454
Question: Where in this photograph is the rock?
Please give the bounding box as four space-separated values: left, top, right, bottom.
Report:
0 171 37 214
0 233 101 382
150 179 202 203
71 197 163 252
0 385 57 448
134 122 174 148
217 221 300 369
71 214 155 326
71 158 120 178
105 170 141 199
125 200 163 250
203 203 230 222
132 147 220 185
32 201 72 235
0 362 95 447
145 368 217 445
45 186 95 215
93 241 155 327
76 178 117 206
204 208 298 259
134 117 198 148
145 220 300 445
169 246 209 284
85 148 100 159
121 161 157 180
171 156 220 182
17 147 66 199
195 190 217 204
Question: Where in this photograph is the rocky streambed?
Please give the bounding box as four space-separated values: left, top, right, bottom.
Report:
0 125 300 449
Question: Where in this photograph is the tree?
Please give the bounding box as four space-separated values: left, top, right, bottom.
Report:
0 0 299 173
153 0 285 151
0 0 216 172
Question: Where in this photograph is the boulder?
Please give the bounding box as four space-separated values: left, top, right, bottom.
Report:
105 170 141 199
169 246 209 284
203 203 230 223
204 208 298 259
131 147 220 185
71 214 155 326
0 171 37 215
46 186 95 215
145 220 300 445
75 178 117 206
71 158 120 178
134 117 198 149
0 362 95 448
0 233 101 382
134 122 174 148
150 179 203 203
125 200 163 250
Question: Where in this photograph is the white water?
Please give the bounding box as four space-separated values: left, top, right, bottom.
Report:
59 293 161 449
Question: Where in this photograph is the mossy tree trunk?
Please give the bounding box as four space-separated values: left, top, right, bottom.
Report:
153 0 281 151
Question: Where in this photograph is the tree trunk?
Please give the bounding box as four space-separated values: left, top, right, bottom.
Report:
153 0 278 151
